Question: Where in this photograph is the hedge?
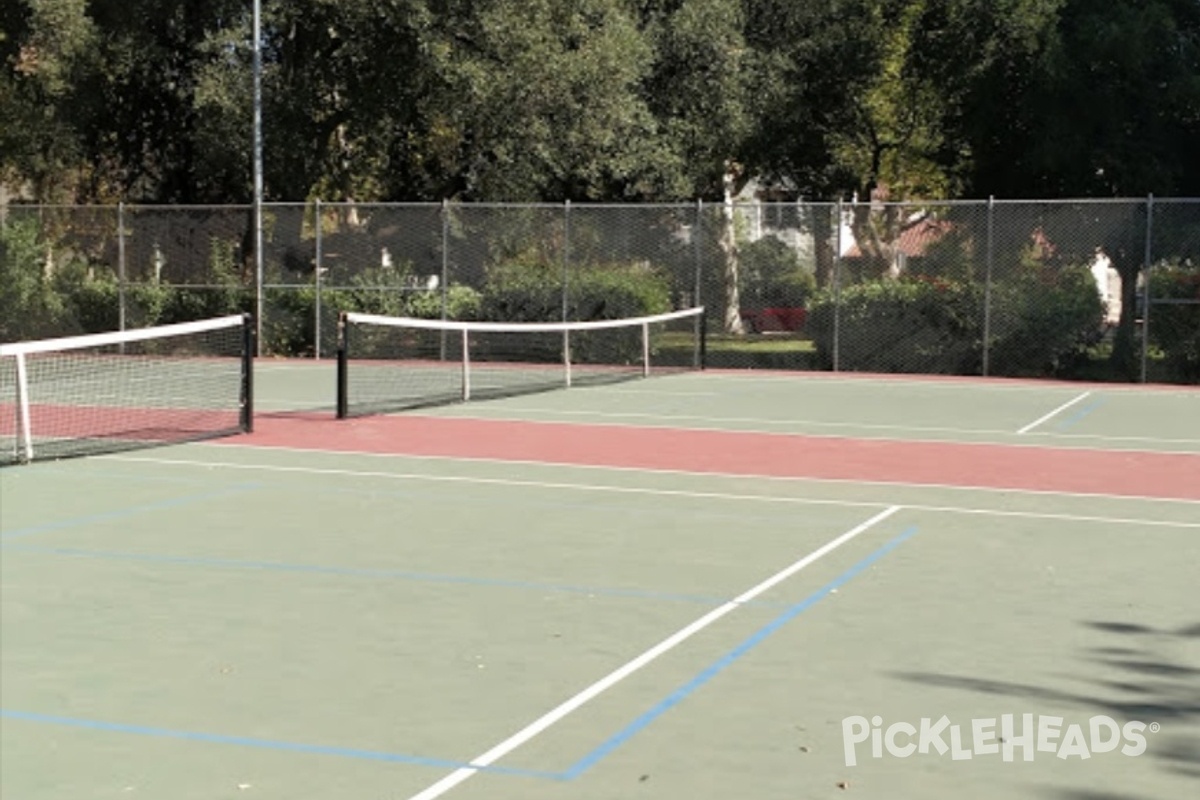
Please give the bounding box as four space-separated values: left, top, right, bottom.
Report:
985 266 1106 377
806 276 984 374
475 259 673 364
807 265 1104 377
739 237 817 309
1147 261 1200 383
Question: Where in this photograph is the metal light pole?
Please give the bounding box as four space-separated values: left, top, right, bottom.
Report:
253 0 264 355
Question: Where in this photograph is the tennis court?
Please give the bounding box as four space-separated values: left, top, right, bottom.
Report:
3 318 1199 800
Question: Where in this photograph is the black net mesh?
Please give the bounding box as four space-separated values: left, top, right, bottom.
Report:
1 317 250 465
338 310 704 417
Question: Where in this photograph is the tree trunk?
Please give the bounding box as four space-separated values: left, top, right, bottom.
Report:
721 166 745 334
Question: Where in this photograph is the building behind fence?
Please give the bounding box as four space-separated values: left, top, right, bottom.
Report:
2 198 1197 384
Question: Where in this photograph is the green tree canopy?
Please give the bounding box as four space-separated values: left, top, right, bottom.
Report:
2 0 1198 203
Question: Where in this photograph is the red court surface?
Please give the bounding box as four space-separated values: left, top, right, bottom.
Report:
226 414 1200 501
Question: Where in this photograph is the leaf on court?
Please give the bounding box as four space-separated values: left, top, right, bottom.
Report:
836 781 850 790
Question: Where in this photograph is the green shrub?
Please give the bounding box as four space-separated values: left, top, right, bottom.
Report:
806 264 1105 377
124 282 174 328
478 260 563 322
55 262 121 333
259 276 484 358
986 265 1105 377
1147 261 1200 383
480 259 671 322
739 237 816 308
1 218 72 340
262 285 318 357
477 259 672 364
407 284 483 320
156 285 252 326
807 276 983 373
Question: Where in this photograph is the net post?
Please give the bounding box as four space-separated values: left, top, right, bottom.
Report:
461 329 471 401
642 322 651 377
241 314 255 433
14 353 34 463
699 308 708 370
336 312 349 419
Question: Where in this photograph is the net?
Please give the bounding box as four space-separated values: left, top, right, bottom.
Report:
1 315 253 466
336 307 706 418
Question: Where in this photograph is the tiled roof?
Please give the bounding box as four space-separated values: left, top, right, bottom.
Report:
845 217 955 258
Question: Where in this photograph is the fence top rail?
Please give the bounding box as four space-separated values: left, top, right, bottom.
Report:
4 198 1199 212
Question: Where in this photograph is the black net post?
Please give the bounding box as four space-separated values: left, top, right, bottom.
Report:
336 312 349 419
241 313 255 433
699 308 708 370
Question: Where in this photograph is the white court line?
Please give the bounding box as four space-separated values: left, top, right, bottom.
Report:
434 405 1200 451
193 443 1200 504
440 405 992 435
1017 391 1093 434
254 400 334 410
597 388 721 397
403 506 902 800
672 370 1200 396
103 454 1200 524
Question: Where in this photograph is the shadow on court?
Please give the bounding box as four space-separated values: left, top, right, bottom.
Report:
892 618 1200 796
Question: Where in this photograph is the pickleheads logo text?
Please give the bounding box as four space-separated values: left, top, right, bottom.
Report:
842 714 1158 766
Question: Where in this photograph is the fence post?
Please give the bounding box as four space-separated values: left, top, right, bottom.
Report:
694 199 703 363
983 196 994 377
562 199 571 368
833 198 843 373
694 199 703 310
562 199 572 321
440 199 450 361
1141 193 1154 384
314 198 323 360
117 202 127 336
253 0 264 357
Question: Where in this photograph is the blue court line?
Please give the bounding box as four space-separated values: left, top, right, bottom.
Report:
0 484 261 542
559 525 919 780
1053 394 1107 431
0 709 557 779
0 544 786 608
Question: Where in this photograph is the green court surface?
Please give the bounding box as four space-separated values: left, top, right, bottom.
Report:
2 366 1198 800
249 360 1200 452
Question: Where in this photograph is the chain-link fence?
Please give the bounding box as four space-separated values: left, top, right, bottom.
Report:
3 198 1197 383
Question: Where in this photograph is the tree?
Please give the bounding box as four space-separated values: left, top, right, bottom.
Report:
0 0 97 201
640 0 756 331
740 0 965 288
955 0 1200 375
393 0 663 202
963 0 1200 199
